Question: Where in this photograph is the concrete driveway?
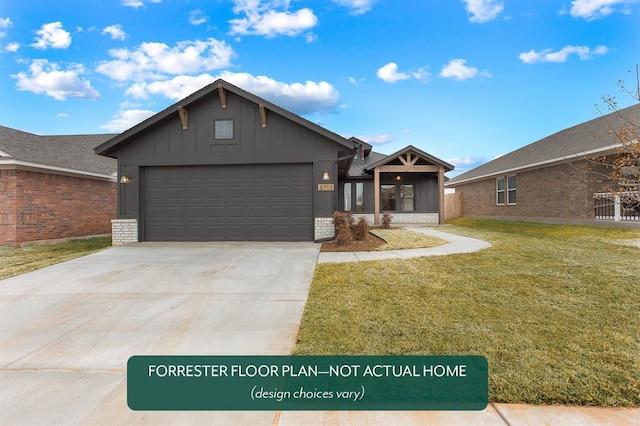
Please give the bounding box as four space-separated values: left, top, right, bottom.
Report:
0 242 319 425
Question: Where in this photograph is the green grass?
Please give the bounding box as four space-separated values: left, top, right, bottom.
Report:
0 237 112 280
294 218 640 406
370 228 447 251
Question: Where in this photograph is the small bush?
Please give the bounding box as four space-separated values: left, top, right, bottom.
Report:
381 212 392 229
336 227 354 246
353 216 370 241
333 211 354 229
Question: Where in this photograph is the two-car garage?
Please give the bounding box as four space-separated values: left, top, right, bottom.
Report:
143 164 313 241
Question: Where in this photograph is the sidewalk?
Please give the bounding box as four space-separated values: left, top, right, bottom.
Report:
317 226 492 263
313 226 640 425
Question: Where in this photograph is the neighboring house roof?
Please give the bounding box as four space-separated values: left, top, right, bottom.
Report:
0 125 116 179
95 79 357 158
447 103 640 186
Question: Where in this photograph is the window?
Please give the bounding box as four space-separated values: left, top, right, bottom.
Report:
355 182 364 212
344 182 365 211
400 184 415 211
497 175 516 205
507 175 517 205
496 177 505 205
381 185 396 211
344 183 352 211
214 120 233 140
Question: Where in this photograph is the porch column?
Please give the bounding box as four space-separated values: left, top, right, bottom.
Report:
374 166 380 225
438 165 445 224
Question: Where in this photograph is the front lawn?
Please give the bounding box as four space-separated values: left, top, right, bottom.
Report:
0 237 112 280
294 218 640 406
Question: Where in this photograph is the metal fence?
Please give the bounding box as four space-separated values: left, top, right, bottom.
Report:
594 192 640 221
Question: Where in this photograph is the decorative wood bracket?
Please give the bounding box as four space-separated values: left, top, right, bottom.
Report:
177 107 188 130
217 84 227 109
258 104 267 128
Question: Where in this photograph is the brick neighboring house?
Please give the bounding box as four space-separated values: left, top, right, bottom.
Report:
445 103 640 226
0 126 117 247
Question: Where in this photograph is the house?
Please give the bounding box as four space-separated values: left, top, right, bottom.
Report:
95 79 453 244
0 126 117 247
445 103 640 226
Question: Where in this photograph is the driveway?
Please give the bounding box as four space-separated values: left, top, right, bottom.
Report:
0 242 319 425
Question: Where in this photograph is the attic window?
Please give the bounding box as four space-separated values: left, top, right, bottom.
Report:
214 120 233 140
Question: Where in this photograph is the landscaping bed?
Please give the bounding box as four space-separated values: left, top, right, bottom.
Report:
320 228 447 252
295 218 640 406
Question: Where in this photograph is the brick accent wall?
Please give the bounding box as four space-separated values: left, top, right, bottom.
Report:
453 161 604 221
111 219 138 245
0 169 116 247
314 217 334 241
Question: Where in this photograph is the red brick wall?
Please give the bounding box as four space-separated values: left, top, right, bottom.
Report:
0 170 18 246
454 161 603 221
0 169 116 246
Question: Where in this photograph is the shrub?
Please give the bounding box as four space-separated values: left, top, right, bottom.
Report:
336 227 354 246
333 211 354 229
381 212 392 229
353 216 369 241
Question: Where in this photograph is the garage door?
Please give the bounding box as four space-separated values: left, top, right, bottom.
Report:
143 164 313 241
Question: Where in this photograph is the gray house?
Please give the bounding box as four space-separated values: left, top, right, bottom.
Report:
95 79 453 244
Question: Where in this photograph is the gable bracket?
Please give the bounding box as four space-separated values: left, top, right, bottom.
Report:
177 107 188 130
409 153 419 165
217 84 227 109
258 104 267 128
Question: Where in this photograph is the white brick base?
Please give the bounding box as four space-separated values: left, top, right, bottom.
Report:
111 219 138 245
314 217 335 241
357 213 440 225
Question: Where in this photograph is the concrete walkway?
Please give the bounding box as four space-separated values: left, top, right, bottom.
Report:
318 226 492 263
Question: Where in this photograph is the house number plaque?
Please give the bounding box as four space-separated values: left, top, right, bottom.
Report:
318 184 335 191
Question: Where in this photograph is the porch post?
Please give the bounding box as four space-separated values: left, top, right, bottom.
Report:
374 166 380 225
438 165 445 224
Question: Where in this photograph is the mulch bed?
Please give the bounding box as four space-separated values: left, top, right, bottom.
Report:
320 231 386 252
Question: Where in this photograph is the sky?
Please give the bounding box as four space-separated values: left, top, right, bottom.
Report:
0 0 638 176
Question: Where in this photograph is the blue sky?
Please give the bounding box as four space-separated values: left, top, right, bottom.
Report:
0 0 638 175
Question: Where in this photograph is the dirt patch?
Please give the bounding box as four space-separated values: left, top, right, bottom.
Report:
320 231 386 252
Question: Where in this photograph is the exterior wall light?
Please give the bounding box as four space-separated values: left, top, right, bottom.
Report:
395 175 402 181
322 170 331 181
120 174 131 184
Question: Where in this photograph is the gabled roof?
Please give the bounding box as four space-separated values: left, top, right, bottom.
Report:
0 125 116 178
364 145 454 172
447 103 640 186
95 79 356 158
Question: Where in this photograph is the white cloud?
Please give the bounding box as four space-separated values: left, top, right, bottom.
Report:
55 112 69 118
5 42 19 52
122 0 161 7
31 22 72 49
100 109 156 132
568 0 638 20
461 0 504 22
447 156 486 167
331 0 377 15
229 0 318 38
440 59 490 80
126 71 340 115
189 9 209 25
96 38 235 81
12 59 100 101
0 17 12 38
356 134 393 145
102 25 126 41
519 45 608 63
376 62 410 83
377 62 430 83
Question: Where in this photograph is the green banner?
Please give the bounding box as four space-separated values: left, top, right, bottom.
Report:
127 355 487 411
